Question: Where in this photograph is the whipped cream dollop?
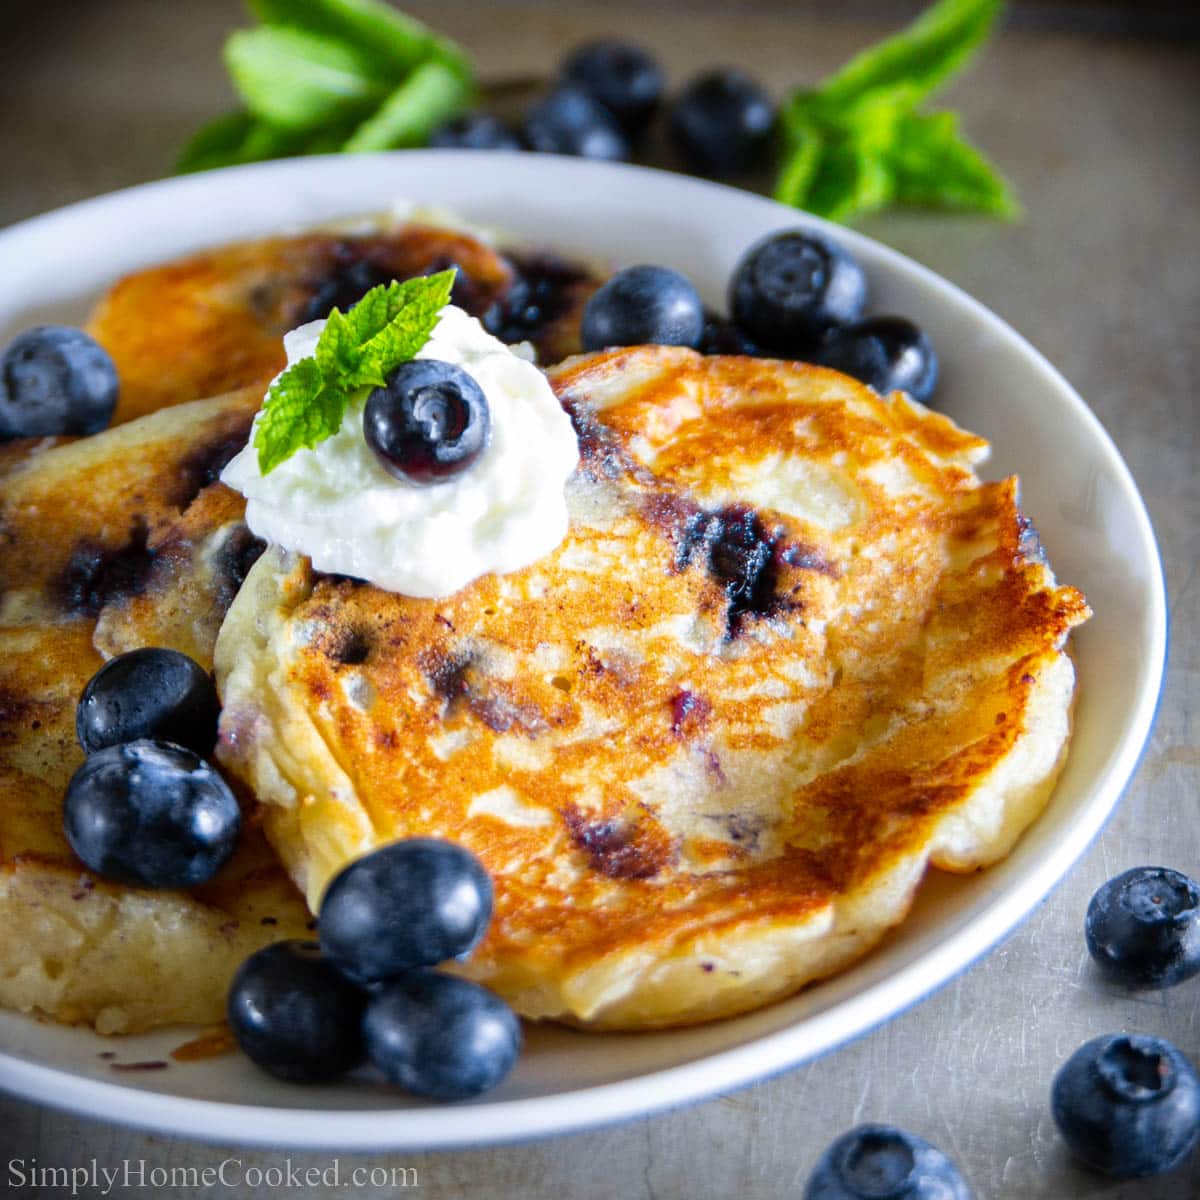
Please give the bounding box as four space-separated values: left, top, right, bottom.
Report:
220 306 579 598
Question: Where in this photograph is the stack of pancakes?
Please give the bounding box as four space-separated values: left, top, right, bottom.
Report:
0 221 1087 1034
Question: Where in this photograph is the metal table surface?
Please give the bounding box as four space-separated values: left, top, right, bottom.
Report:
2 3 1197 1196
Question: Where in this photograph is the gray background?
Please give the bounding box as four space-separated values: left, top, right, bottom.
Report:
2 2 1198 1196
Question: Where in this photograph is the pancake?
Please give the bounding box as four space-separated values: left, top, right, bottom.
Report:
86 220 605 426
214 347 1090 1030
0 391 311 1034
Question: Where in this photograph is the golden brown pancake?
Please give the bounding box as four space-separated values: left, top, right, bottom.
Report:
0 391 311 1034
86 222 605 425
215 347 1090 1030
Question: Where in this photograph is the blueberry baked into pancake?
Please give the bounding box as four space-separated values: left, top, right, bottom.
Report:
0 389 311 1033
86 215 606 425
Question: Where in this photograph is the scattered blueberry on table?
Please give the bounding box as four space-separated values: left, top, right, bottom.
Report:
522 85 630 162
0 325 118 439
428 112 523 152
363 359 492 485
561 39 665 137
1085 866 1200 990
581 265 706 352
1051 1033 1200 1179
804 1124 973 1199
63 738 241 890
669 67 776 178
76 646 222 757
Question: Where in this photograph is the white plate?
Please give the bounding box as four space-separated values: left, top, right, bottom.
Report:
0 152 1166 1150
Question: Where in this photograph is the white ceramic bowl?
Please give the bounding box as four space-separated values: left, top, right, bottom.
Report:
0 152 1165 1150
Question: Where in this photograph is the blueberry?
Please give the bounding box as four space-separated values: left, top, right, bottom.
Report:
805 1124 973 1199
669 68 775 177
319 838 494 984
63 738 241 889
429 112 522 151
363 971 521 1100
1052 1033 1200 1178
522 85 630 161
1085 866 1200 989
228 941 366 1084
0 326 118 440
363 359 490 486
581 265 705 351
698 313 763 357
560 39 664 135
817 317 939 403
729 230 867 356
76 647 221 757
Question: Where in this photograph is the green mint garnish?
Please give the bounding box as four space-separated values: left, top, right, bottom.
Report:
175 0 472 174
775 0 1019 223
175 0 1016 228
253 270 455 474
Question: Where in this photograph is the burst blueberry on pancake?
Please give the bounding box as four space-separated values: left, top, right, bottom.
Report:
215 347 1089 1030
0 390 311 1033
86 222 605 425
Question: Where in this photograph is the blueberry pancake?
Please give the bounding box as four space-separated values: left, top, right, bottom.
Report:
215 347 1089 1030
0 390 311 1033
86 220 605 425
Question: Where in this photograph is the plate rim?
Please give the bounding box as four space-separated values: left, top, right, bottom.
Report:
0 150 1168 1151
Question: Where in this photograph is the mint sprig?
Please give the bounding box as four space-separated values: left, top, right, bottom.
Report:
775 0 1018 223
175 0 472 174
254 270 455 474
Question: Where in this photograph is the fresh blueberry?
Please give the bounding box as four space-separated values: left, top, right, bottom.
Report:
1052 1033 1200 1178
817 317 939 403
228 941 366 1084
1085 866 1200 989
729 230 867 356
63 738 241 889
560 39 664 135
669 68 775 177
698 313 763 357
0 326 118 440
319 838 494 984
581 265 705 351
429 112 523 151
804 1124 973 1199
522 85 630 161
76 647 221 757
363 970 521 1101
363 359 490 485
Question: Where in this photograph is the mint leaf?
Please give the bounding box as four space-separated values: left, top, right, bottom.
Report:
889 111 1019 216
815 0 1003 110
804 138 895 223
341 60 472 153
774 123 825 209
253 272 456 473
225 26 390 131
353 271 456 381
254 358 346 475
774 0 1017 224
247 0 459 79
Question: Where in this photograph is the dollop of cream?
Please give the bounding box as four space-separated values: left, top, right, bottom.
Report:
220 306 579 598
